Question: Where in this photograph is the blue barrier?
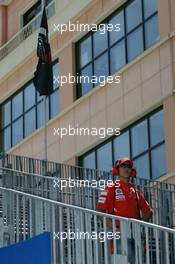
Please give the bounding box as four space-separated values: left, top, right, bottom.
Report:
0 232 52 264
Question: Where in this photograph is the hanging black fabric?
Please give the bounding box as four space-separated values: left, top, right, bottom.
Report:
33 7 53 96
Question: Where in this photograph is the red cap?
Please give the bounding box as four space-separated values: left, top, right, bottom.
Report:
115 157 133 167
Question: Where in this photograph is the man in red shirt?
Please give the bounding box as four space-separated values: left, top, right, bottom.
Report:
97 157 153 263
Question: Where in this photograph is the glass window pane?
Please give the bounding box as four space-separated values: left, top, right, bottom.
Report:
126 0 142 32
110 40 126 74
83 152 96 170
109 10 124 45
24 83 35 111
127 26 144 62
12 117 23 145
143 0 157 19
131 120 148 157
50 89 59 118
4 126 11 151
2 101 11 127
133 154 150 179
145 15 159 49
53 62 59 90
97 142 112 171
79 36 92 68
12 92 23 121
37 90 44 103
93 25 108 57
114 131 130 161
151 144 167 178
24 108 36 137
150 109 164 147
37 99 49 128
94 53 109 83
80 64 93 96
23 1 41 26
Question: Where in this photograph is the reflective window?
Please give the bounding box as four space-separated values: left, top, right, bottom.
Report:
0 60 59 151
97 142 112 171
50 90 59 118
94 53 109 80
24 83 35 111
134 154 150 179
131 120 148 157
79 36 92 68
110 40 126 74
109 10 124 45
143 0 157 19
24 108 36 136
23 0 53 27
114 131 130 160
83 152 96 170
126 0 142 32
80 108 166 180
77 0 159 98
150 109 164 147
151 144 167 178
2 101 11 127
53 63 59 90
93 25 108 57
80 65 93 96
145 15 159 49
12 117 23 145
12 92 23 121
127 26 144 61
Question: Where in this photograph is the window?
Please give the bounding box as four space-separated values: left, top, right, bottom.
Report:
0 60 59 151
23 0 53 26
93 25 108 57
97 142 112 171
110 40 126 74
2 101 11 127
12 118 23 145
12 92 23 121
131 120 148 157
77 0 159 98
83 152 96 170
114 131 130 160
126 0 142 32
80 107 166 179
109 10 124 45
150 109 164 147
127 26 144 61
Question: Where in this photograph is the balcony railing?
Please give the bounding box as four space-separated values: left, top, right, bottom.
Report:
0 186 175 264
0 152 175 229
0 1 55 61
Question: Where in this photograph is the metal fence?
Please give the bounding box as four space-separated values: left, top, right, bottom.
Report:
0 186 174 264
0 165 175 230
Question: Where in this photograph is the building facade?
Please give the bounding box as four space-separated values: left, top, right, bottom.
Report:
0 0 175 183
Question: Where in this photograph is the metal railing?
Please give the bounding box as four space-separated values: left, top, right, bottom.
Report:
0 1 55 61
0 186 174 264
0 166 175 230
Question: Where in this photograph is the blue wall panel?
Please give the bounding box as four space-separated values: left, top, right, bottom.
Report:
0 232 52 264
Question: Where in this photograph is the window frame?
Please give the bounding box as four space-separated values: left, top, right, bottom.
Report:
76 0 159 98
22 0 53 27
0 60 59 151
79 106 166 180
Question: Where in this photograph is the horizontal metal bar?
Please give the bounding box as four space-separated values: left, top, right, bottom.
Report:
0 186 175 235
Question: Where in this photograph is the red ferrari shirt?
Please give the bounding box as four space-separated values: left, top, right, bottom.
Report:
97 179 151 220
96 179 151 254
